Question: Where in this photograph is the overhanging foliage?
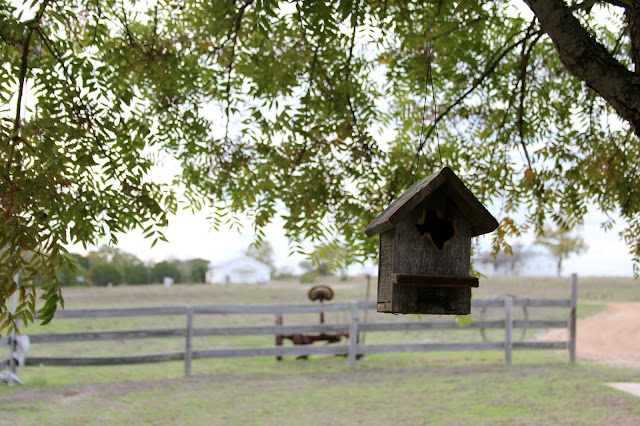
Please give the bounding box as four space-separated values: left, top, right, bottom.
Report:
1 0 639 332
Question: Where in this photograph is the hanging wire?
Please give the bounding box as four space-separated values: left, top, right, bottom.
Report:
411 11 443 184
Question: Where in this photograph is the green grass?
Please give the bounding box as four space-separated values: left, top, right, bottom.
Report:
2 358 639 425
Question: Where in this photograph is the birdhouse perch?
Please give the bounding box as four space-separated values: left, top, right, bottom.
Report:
365 167 499 315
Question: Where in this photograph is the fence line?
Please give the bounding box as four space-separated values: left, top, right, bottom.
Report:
3 274 578 376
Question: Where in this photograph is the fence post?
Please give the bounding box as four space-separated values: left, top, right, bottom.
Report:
8 332 16 385
8 281 18 385
505 297 513 366
184 306 194 377
568 273 578 364
348 302 359 370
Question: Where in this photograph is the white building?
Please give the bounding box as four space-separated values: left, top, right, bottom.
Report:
205 257 271 284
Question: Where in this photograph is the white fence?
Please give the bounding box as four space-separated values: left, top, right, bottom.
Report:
2 275 577 377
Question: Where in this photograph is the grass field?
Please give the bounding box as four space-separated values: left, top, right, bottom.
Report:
2 356 640 425
1 275 639 424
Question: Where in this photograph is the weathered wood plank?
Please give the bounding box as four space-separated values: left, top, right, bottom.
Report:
52 306 187 319
25 352 184 366
470 298 571 308
392 274 479 288
44 299 569 320
192 345 349 359
22 341 568 367
193 303 354 314
185 306 194 377
27 329 187 343
25 324 353 344
361 320 504 332
512 299 570 307
505 297 513 366
348 302 359 369
513 341 567 350
196 323 350 337
356 301 378 310
438 169 499 237
364 167 498 238
364 171 446 237
0 358 8 369
377 230 394 312
470 299 506 308
359 342 504 354
569 273 578 364
49 303 365 319
512 320 568 329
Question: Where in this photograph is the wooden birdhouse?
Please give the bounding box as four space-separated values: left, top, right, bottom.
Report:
365 167 498 315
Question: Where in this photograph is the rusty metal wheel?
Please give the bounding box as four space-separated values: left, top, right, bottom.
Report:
308 285 334 302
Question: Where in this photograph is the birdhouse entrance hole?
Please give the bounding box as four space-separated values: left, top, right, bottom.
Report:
416 209 456 250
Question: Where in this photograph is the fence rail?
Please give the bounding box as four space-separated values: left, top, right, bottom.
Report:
3 275 578 377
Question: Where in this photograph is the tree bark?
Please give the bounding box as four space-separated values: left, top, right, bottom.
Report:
524 0 640 135
626 2 640 73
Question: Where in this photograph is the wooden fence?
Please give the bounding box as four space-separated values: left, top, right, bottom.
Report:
2 275 577 377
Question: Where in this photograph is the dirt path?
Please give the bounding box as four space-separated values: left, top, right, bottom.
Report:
540 302 640 368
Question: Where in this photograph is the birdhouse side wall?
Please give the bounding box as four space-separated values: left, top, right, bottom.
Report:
377 229 395 312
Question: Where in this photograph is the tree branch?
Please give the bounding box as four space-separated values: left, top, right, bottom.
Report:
517 31 544 169
36 28 124 185
11 0 50 142
524 0 640 135
625 2 640 73
344 0 361 137
224 0 253 141
415 26 541 159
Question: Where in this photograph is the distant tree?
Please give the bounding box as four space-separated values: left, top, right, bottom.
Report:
87 246 145 286
246 242 276 272
188 259 210 284
124 264 149 285
56 257 89 287
151 261 182 284
90 262 124 287
90 246 143 266
70 253 89 270
536 228 588 277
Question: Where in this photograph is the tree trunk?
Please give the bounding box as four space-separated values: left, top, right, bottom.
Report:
627 3 640 73
524 0 640 135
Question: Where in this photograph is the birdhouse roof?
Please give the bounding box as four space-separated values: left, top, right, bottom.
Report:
364 167 498 238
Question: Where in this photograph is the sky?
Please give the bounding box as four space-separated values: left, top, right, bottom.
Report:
75 201 636 278
72 149 635 277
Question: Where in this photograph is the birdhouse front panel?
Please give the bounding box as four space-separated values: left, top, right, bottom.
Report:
366 167 499 316
378 189 473 314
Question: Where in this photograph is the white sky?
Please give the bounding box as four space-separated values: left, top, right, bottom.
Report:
74 139 636 277
74 200 636 277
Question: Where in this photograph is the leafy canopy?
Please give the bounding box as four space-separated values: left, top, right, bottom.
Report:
1 0 639 333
